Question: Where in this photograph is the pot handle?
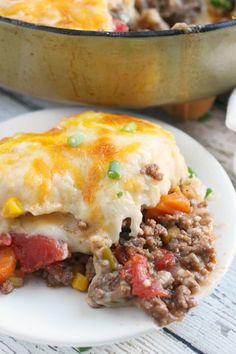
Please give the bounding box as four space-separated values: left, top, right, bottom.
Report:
226 89 236 175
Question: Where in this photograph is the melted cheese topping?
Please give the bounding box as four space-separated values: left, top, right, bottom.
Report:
0 111 188 253
0 0 113 31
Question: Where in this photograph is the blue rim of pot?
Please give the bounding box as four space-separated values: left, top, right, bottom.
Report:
0 15 235 38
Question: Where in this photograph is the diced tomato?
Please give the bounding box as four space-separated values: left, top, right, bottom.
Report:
0 247 16 284
155 249 176 270
146 191 191 219
11 234 70 272
121 254 167 298
0 233 12 246
113 18 129 32
113 245 129 265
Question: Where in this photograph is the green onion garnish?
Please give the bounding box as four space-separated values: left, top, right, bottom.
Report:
205 188 213 199
122 122 137 133
108 160 121 180
188 167 196 179
117 191 124 198
67 133 85 148
210 0 233 11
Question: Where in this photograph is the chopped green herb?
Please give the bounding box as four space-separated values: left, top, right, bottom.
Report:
198 113 210 122
122 122 137 133
210 0 233 11
205 188 213 199
78 347 92 353
67 133 85 148
188 167 196 179
108 160 121 180
117 191 124 198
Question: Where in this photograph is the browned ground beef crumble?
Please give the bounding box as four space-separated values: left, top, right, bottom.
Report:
140 163 163 181
9 198 214 326
0 279 14 294
133 0 205 31
112 0 236 32
85 200 216 325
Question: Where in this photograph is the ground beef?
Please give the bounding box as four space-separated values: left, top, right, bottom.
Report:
137 297 175 326
78 220 88 230
140 164 163 181
1 194 215 327
87 271 132 308
173 268 200 294
133 0 205 30
0 280 14 294
180 252 205 272
158 0 205 27
34 253 93 288
155 270 174 288
142 219 167 238
85 257 96 282
174 285 196 310
113 0 232 32
136 8 169 30
87 199 216 326
38 261 74 287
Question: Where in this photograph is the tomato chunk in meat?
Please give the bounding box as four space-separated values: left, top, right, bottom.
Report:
11 234 70 272
121 254 167 298
113 18 129 32
155 249 176 270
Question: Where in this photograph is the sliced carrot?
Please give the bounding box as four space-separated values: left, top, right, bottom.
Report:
146 191 191 218
146 203 174 218
161 192 191 213
0 248 16 284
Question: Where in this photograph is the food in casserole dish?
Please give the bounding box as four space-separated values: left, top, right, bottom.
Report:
0 0 235 32
0 111 216 325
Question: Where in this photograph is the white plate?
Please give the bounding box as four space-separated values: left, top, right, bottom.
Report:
0 108 235 347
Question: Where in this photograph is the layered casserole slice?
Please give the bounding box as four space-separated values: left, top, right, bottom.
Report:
0 111 216 325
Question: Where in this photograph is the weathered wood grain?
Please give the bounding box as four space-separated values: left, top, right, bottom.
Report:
0 92 235 354
0 330 199 354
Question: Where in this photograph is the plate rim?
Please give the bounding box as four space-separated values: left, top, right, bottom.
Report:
0 106 235 347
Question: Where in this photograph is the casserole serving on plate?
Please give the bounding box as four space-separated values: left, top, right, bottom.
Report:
0 110 216 326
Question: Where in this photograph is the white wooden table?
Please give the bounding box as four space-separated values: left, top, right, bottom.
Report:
0 88 235 354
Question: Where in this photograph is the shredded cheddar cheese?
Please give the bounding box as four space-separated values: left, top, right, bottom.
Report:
0 111 188 253
0 0 113 31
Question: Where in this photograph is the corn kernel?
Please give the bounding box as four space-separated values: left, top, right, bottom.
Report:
2 197 24 218
9 276 24 288
72 273 89 292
